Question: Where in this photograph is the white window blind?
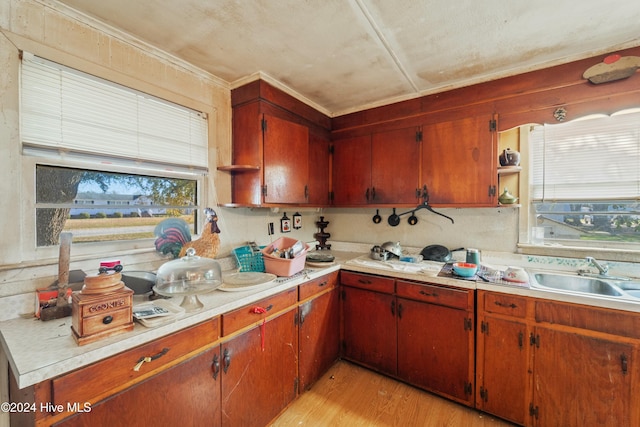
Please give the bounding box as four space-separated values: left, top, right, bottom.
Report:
531 109 640 201
20 53 209 172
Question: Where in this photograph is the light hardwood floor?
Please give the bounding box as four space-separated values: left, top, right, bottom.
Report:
271 360 516 427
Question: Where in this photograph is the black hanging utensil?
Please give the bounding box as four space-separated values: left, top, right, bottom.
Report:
372 209 382 224
388 208 400 226
408 213 418 225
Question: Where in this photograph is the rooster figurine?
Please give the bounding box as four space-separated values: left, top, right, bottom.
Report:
154 208 221 259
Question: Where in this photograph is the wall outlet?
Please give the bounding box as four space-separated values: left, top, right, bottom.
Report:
268 222 274 235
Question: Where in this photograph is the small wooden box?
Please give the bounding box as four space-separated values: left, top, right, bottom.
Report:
71 286 134 346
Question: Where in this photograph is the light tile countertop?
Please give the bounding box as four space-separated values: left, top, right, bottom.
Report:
2 242 640 390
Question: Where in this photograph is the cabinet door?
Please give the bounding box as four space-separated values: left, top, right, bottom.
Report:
263 114 309 204
332 135 372 205
221 309 298 427
341 286 397 375
532 327 633 426
371 127 420 204
299 287 340 391
421 114 496 206
476 315 529 425
56 347 222 427
307 130 330 206
397 298 474 405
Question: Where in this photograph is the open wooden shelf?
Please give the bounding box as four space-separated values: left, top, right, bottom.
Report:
497 166 522 175
217 165 260 172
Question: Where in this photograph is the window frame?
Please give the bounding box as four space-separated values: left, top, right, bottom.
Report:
22 155 206 262
517 116 640 262
16 54 212 262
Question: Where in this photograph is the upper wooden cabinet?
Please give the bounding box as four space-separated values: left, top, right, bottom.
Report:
332 127 421 206
307 131 331 206
421 114 497 206
262 113 309 204
225 80 331 207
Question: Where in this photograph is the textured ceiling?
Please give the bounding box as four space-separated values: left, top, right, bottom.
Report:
54 0 640 116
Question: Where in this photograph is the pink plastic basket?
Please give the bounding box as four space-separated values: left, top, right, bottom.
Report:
261 237 309 276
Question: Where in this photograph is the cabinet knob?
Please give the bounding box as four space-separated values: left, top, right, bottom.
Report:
102 315 113 324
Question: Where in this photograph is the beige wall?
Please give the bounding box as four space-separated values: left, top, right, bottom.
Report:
0 0 234 307
0 0 517 321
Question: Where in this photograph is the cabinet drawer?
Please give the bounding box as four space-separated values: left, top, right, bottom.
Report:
80 307 133 336
396 280 471 310
222 287 297 336
340 271 394 294
52 318 219 407
483 292 528 318
299 271 338 301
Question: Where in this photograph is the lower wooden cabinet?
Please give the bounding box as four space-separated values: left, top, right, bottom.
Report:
55 347 222 427
477 290 640 427
532 326 633 426
341 285 397 375
476 314 530 425
397 297 474 405
220 308 298 427
298 284 340 391
340 271 475 405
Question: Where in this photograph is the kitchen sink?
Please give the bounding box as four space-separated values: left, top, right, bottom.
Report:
530 272 624 297
615 282 640 298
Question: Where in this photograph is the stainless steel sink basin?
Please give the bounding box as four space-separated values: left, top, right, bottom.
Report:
531 273 624 297
615 282 640 298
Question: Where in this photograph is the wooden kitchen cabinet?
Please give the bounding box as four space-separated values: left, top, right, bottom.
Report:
340 271 475 406
220 307 298 427
227 80 331 206
370 127 421 204
231 104 309 205
55 347 222 427
476 292 531 425
421 114 497 206
396 281 475 406
10 319 220 427
262 113 309 204
332 127 421 206
341 285 397 375
298 271 340 391
532 327 633 426
331 134 371 205
476 290 640 427
530 300 638 427
307 131 331 206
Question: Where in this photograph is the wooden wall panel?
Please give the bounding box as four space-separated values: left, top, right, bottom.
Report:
332 46 640 133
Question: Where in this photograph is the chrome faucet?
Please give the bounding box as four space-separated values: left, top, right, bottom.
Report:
578 257 631 281
585 256 609 275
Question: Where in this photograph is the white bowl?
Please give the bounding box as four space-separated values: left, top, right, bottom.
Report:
504 267 529 283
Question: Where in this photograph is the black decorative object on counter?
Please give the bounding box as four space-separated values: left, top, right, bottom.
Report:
314 216 331 250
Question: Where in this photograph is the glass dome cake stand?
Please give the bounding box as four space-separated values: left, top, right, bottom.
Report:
153 248 223 312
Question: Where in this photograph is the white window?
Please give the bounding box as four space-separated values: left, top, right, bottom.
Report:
528 109 640 250
21 54 209 248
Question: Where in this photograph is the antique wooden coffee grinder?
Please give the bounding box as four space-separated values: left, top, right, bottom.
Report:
71 263 134 346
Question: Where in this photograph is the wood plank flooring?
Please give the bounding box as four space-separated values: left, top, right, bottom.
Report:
271 361 516 427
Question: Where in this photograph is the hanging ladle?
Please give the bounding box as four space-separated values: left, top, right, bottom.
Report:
372 209 382 224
